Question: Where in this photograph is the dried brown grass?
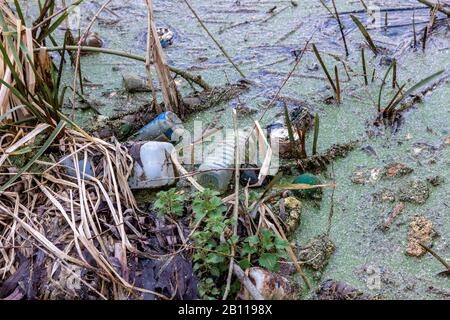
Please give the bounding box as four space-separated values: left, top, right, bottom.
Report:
0 127 169 299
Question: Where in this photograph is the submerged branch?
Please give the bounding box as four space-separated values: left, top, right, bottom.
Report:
417 0 450 17
37 46 212 91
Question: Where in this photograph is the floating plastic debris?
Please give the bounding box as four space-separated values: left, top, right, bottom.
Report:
135 111 185 143
157 27 174 47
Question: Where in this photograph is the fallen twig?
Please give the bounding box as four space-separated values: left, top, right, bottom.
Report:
382 202 405 230
417 0 450 17
39 46 211 90
233 264 264 300
223 110 240 300
419 243 450 273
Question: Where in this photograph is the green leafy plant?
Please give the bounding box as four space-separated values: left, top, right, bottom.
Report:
190 189 290 299
153 188 185 218
191 189 233 299
241 229 289 272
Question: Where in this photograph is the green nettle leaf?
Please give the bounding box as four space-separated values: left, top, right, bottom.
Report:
154 189 185 217
241 244 257 256
154 199 164 210
193 263 201 271
216 243 231 255
210 266 221 277
229 235 239 245
259 253 279 272
211 224 225 234
206 253 225 264
206 239 218 248
261 230 275 250
238 259 251 270
246 235 260 246
172 203 184 217
275 237 290 250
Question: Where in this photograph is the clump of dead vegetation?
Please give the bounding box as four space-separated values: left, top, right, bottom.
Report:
0 0 179 300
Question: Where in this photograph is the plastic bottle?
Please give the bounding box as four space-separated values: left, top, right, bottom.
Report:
128 141 176 189
134 111 184 143
61 157 93 179
197 133 252 193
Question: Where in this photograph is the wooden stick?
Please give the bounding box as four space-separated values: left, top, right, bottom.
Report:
233 264 265 300
144 0 160 113
417 0 450 17
419 243 450 271
223 109 240 300
38 46 211 90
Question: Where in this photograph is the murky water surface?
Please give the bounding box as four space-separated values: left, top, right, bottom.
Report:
20 0 450 299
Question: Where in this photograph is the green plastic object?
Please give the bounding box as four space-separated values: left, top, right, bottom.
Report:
293 174 322 198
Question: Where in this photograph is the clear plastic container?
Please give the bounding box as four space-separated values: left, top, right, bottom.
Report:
128 141 176 189
61 157 93 179
197 132 252 193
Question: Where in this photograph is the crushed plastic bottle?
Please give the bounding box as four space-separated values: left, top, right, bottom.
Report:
128 141 176 189
197 132 253 193
292 174 322 198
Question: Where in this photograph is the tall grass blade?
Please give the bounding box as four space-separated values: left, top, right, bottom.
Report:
318 0 336 18
413 12 417 48
377 62 394 112
283 103 297 157
362 47 368 85
312 113 319 155
392 69 444 109
13 0 26 25
331 0 348 56
312 44 337 93
422 26 428 52
385 84 406 114
0 120 66 192
335 65 341 103
350 15 378 55
392 59 397 89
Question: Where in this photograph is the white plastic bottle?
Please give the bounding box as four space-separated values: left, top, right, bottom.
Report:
128 141 176 189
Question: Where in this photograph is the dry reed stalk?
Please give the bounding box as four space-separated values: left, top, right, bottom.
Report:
145 0 183 117
144 0 160 114
0 127 171 299
0 3 36 121
71 0 113 118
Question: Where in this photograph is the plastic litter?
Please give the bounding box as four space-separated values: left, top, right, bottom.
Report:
134 111 185 143
157 27 174 48
128 141 176 189
240 165 260 186
292 174 322 198
61 157 93 179
268 123 297 159
197 133 250 193
122 73 150 93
